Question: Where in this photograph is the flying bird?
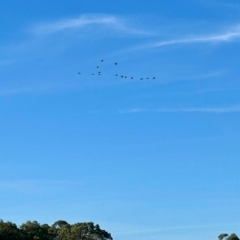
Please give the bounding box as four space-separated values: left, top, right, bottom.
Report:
76 60 157 82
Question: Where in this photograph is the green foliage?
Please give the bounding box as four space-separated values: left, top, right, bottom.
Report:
227 233 240 240
219 233 239 240
219 233 229 240
20 221 57 240
0 219 112 240
70 222 113 240
0 219 22 240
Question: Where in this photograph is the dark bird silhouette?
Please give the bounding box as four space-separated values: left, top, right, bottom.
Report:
77 60 155 82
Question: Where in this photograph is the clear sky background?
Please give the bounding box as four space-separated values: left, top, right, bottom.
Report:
1 0 240 239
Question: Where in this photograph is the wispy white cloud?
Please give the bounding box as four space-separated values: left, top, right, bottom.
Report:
197 87 240 94
0 59 18 67
0 88 32 96
120 105 240 114
153 32 240 47
107 222 240 237
131 24 240 50
0 179 82 194
0 82 88 96
32 14 149 35
192 71 223 79
0 86 58 96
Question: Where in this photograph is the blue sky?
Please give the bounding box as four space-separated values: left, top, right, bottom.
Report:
1 0 240 239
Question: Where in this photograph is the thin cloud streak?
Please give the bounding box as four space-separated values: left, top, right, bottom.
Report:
153 31 240 47
109 222 240 237
197 87 240 94
32 14 149 35
0 179 83 194
120 105 240 114
0 88 32 96
0 86 57 96
130 25 240 51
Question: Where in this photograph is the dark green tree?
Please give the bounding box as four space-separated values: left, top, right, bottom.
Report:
70 222 112 240
20 221 54 240
227 233 240 240
0 219 22 240
219 233 229 240
51 220 71 240
0 219 113 240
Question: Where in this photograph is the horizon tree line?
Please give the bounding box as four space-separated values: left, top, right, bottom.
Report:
218 233 239 240
0 219 113 240
0 219 239 240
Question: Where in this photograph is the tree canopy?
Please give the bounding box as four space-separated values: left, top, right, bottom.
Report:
219 233 239 240
0 219 113 240
1 219 239 240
